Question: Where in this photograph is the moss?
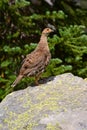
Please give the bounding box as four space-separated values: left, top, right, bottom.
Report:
3 110 34 130
0 124 3 129
46 123 62 130
22 123 38 130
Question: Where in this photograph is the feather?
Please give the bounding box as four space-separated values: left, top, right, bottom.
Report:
11 28 53 87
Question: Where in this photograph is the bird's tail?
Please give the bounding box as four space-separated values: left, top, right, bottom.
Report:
11 75 23 87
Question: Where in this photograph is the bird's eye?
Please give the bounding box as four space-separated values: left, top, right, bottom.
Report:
47 28 50 31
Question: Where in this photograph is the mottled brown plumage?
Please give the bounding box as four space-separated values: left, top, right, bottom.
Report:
11 28 53 87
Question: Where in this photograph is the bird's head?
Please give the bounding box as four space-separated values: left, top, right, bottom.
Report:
42 28 54 36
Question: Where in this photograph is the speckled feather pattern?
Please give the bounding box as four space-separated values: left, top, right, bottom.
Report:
11 28 53 87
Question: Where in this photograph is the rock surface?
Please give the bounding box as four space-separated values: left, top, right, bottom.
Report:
0 73 87 130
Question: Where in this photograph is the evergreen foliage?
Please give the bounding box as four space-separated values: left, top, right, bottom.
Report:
0 0 87 101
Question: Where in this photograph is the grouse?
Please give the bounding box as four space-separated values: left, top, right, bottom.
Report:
11 28 53 87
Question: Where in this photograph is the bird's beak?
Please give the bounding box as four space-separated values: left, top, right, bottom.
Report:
50 29 54 33
46 29 54 35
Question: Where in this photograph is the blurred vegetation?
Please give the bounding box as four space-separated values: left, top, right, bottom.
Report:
0 0 87 101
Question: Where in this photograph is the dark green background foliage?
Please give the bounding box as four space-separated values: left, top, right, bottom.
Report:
0 0 87 101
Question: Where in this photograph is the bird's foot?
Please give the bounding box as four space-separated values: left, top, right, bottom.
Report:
35 80 39 86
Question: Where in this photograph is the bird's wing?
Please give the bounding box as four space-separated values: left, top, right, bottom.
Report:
19 50 48 76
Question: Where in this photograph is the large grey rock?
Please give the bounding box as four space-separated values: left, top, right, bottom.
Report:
0 73 87 130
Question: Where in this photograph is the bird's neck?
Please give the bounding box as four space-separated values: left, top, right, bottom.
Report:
38 34 48 48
